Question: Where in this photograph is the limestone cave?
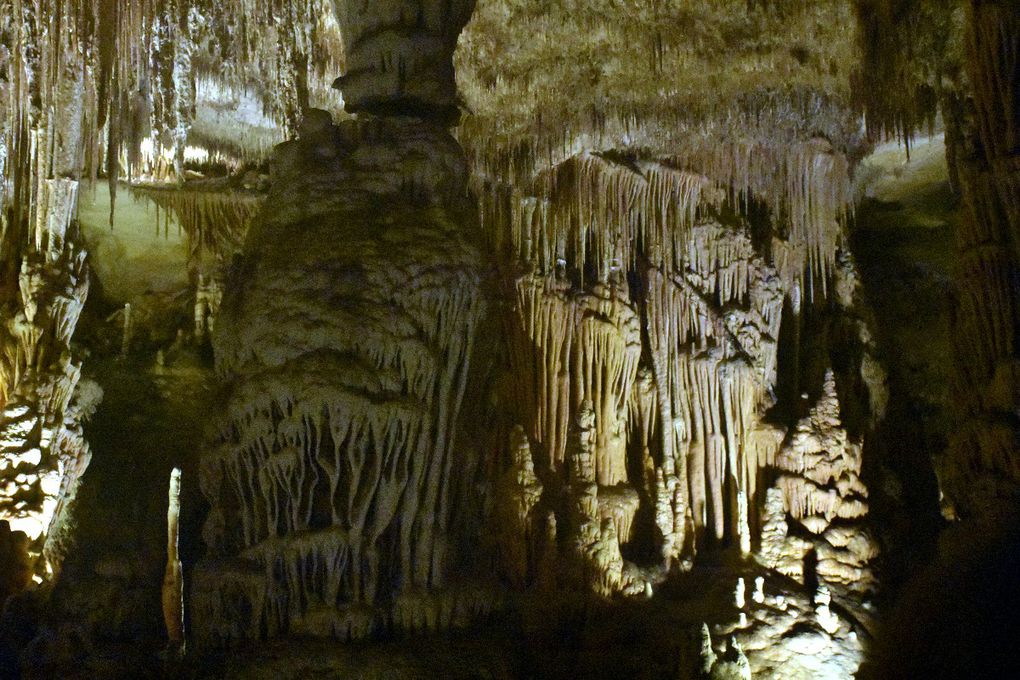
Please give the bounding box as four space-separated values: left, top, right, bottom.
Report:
0 1 1018 678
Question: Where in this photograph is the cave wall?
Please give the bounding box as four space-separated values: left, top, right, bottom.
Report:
943 1 1020 517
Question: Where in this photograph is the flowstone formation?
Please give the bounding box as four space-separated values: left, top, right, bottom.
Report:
194 0 490 646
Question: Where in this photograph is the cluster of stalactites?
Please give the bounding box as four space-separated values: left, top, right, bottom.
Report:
477 142 850 296
487 132 857 590
195 0 345 134
1 0 94 240
502 217 789 588
129 184 262 268
644 221 786 547
510 274 641 485
0 179 95 577
668 137 852 298
479 153 721 278
0 0 343 247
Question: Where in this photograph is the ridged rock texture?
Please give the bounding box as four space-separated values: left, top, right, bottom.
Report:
193 0 489 645
943 1 1020 517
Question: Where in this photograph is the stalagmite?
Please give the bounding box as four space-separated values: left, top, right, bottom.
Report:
760 371 878 593
494 426 543 587
121 303 133 356
163 467 185 655
561 403 646 597
700 623 718 677
0 177 95 581
737 490 751 556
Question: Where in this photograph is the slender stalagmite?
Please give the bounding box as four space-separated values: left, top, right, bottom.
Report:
162 467 184 655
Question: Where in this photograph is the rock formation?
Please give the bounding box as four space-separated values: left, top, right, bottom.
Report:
0 179 97 580
941 2 1020 518
192 0 489 645
162 467 184 655
760 371 879 594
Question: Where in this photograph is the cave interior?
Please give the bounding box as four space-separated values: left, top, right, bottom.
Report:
0 1 1019 678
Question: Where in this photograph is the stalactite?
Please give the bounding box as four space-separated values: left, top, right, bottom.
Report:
644 220 785 544
486 131 855 587
510 273 641 483
129 183 261 265
0 0 343 256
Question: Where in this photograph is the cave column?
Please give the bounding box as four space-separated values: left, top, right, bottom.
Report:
332 0 475 123
945 2 1020 515
194 0 487 645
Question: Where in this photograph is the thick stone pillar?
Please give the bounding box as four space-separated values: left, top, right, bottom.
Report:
193 0 486 645
332 0 475 122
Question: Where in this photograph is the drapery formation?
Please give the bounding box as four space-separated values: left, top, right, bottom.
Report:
481 136 872 596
